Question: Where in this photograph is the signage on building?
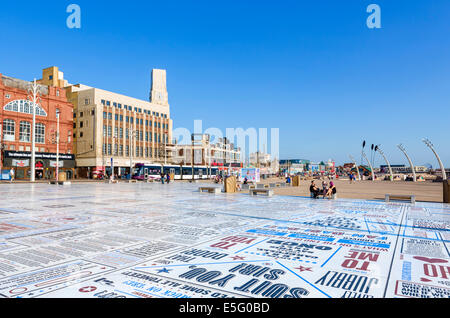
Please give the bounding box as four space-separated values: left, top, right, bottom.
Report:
4 151 75 161
12 159 29 167
49 161 64 168
36 161 44 170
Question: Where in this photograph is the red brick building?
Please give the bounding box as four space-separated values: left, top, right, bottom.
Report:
0 73 75 180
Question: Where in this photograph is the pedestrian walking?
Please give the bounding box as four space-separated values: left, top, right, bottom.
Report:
166 173 171 184
160 172 165 184
9 168 14 183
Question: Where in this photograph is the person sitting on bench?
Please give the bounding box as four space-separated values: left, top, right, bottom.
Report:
310 181 320 199
326 181 337 199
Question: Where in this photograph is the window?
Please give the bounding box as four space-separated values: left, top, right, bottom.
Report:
118 103 122 109
120 127 123 139
114 127 118 138
35 123 45 144
80 112 84 117
3 100 47 117
73 123 76 129
103 112 107 119
103 125 107 137
115 114 118 121
103 144 106 155
106 101 110 106
80 132 83 138
120 115 123 122
119 145 123 156
140 131 143 141
145 132 149 142
101 99 106 105
19 121 31 142
126 145 129 156
3 119 15 141
108 113 112 120
108 126 112 137
84 99 90 105
5 94 11 99
113 102 117 107
80 121 84 128
126 128 129 139
91 109 95 115
126 116 129 123
130 117 134 124
114 144 118 156
49 75 53 80
140 119 143 125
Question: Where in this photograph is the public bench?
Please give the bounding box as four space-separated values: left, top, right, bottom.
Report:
199 187 222 194
249 189 274 197
385 194 416 204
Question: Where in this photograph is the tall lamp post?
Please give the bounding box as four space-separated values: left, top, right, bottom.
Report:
55 109 60 182
129 130 138 179
423 138 447 181
27 79 41 182
376 146 394 181
397 144 416 182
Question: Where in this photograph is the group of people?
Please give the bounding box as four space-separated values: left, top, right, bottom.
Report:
310 180 337 199
160 173 171 184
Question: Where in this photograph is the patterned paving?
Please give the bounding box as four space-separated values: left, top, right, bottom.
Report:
0 182 448 298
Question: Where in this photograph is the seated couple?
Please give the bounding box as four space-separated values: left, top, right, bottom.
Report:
310 181 336 199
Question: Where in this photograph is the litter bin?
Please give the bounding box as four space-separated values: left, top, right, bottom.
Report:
292 175 301 187
444 179 450 203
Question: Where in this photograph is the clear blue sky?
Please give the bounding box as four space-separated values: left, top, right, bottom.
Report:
0 0 449 167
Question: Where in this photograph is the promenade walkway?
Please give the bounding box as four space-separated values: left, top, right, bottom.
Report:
0 182 448 298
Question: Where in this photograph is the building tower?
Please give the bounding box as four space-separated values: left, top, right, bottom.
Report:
150 69 169 106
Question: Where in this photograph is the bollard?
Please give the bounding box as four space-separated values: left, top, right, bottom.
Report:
444 179 450 203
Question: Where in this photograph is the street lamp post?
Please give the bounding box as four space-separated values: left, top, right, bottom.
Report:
27 79 41 182
376 146 394 181
423 138 447 181
129 130 138 179
55 109 60 182
397 144 416 182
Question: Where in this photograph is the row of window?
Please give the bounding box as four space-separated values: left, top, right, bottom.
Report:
101 99 168 118
2 119 45 144
102 126 168 143
102 144 159 158
102 112 168 128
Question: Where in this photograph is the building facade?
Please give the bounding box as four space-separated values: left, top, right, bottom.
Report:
0 72 74 180
39 67 173 178
173 135 242 175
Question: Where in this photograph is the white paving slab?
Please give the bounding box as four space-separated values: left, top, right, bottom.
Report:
0 182 448 298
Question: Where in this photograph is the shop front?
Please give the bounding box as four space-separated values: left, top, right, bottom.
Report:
2 151 75 180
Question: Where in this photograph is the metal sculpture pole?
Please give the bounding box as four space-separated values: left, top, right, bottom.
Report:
361 151 375 181
397 144 416 182
376 146 393 181
423 138 447 180
349 155 361 181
